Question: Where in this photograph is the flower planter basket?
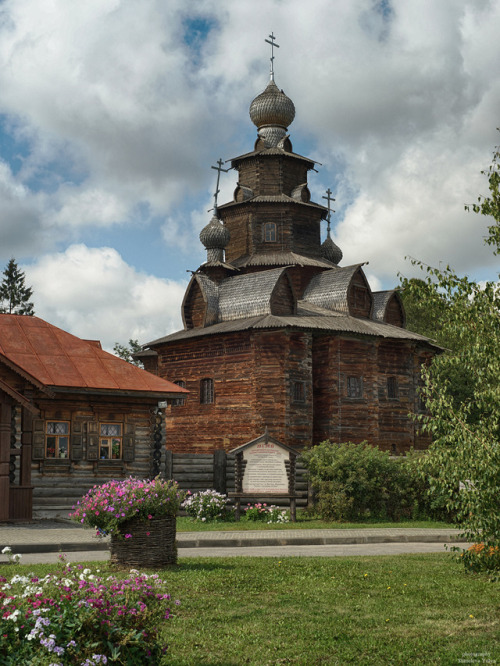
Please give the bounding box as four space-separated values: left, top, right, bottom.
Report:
110 515 177 567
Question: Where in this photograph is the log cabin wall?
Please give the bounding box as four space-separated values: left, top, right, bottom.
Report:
376 340 415 454
160 329 316 454
161 333 260 453
29 395 158 519
312 335 432 453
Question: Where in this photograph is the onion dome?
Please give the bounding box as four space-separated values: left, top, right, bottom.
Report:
321 232 343 265
249 79 295 148
200 213 230 263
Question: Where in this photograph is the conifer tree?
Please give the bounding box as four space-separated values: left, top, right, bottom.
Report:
0 258 35 315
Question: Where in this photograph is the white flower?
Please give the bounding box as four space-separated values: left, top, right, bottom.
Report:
1 546 12 554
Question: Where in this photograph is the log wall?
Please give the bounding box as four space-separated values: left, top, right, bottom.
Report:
30 395 159 519
165 450 309 508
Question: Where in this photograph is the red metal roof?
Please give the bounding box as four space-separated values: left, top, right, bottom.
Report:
0 315 187 396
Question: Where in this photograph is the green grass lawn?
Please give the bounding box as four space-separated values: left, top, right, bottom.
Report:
2 554 498 665
176 514 453 532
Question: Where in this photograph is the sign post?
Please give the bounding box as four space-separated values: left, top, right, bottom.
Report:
229 430 299 521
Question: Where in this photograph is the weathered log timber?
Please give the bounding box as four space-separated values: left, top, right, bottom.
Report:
0 315 187 520
139 68 439 457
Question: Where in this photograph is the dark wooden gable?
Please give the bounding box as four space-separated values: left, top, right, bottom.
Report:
270 270 296 316
347 267 373 319
372 290 406 328
182 274 218 329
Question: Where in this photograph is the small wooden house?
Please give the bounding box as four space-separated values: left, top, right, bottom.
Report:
0 314 187 520
139 75 439 456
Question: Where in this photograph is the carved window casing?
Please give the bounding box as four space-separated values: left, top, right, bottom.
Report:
200 378 214 404
347 376 363 399
99 423 122 460
45 421 70 459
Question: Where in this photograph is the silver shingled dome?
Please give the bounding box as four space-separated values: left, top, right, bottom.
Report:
321 233 343 265
200 214 230 250
249 79 295 131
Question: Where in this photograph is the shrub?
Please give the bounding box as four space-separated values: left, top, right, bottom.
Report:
0 560 178 664
459 543 500 575
300 440 445 522
69 476 185 537
181 489 228 521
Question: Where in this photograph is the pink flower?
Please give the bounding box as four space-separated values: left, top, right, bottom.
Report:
148 514 153 520
146 532 150 536
125 534 132 539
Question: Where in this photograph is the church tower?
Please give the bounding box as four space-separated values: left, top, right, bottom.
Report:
141 37 437 455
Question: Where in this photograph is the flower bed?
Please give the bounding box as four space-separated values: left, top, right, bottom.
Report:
0 559 179 664
70 476 185 537
243 503 290 523
181 489 228 521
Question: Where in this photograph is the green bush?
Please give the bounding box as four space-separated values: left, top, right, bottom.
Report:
300 441 449 522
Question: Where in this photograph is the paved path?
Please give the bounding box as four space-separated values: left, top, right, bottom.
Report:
0 521 468 564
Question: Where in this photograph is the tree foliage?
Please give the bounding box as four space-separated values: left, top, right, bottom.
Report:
0 258 34 315
113 338 144 368
466 133 500 254
400 141 500 566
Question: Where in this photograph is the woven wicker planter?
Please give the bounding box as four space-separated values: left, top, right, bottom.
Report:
110 515 177 568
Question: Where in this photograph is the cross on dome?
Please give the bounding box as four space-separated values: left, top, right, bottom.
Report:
209 158 230 214
265 32 280 81
322 188 336 233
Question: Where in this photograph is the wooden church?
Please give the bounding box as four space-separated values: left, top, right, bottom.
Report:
139 58 438 457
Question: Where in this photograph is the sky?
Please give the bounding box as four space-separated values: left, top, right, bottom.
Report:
0 0 499 352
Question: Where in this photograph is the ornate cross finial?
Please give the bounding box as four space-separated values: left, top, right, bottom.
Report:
322 188 336 233
209 158 230 213
265 32 280 81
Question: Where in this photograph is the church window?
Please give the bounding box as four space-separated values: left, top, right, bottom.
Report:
347 376 363 399
387 376 398 399
99 423 122 460
292 381 306 403
200 378 214 404
172 380 186 406
46 421 70 458
263 222 277 242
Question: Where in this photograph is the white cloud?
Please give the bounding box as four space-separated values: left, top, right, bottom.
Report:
25 245 186 351
0 0 497 340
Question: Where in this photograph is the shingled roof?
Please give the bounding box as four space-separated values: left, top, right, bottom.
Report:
0 314 187 397
218 267 291 321
302 265 367 313
231 252 334 269
146 311 438 347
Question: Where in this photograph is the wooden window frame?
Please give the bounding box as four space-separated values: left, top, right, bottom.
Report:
200 378 214 405
99 423 123 460
387 376 398 399
347 376 363 399
292 381 306 404
263 222 277 243
45 421 70 459
172 380 186 406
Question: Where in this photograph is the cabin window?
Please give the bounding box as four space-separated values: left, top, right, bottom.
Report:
99 423 122 460
200 378 214 404
172 380 186 406
292 381 306 403
387 376 398 399
347 376 363 399
263 222 277 242
46 421 70 459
